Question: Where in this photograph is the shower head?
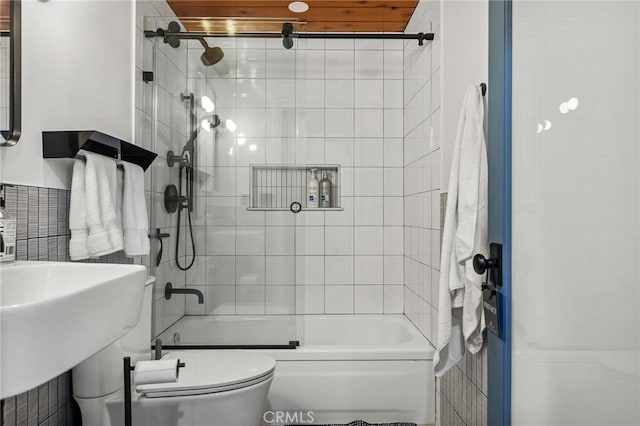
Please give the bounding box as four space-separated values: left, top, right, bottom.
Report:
197 38 224 66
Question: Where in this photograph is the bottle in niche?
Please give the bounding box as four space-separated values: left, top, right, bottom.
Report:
0 188 16 262
307 169 319 208
319 171 332 208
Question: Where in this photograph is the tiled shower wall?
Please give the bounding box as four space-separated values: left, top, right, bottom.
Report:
180 36 406 315
135 0 192 338
403 1 487 424
0 184 133 426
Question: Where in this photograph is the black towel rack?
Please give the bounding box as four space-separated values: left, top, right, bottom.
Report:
42 130 157 171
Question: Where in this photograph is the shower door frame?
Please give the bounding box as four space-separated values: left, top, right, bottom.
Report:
487 0 512 424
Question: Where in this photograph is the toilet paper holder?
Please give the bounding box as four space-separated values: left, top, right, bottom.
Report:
123 356 186 426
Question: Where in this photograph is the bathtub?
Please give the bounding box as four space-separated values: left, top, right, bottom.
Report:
159 315 436 424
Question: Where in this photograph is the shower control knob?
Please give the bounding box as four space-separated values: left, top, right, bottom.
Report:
473 253 498 275
290 202 302 214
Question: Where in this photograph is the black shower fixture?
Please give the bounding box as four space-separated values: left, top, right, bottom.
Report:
145 21 434 50
162 21 182 48
159 21 225 66
197 38 224 66
282 22 294 50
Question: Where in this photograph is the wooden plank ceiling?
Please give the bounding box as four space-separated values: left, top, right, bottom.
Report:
167 0 419 33
0 0 9 32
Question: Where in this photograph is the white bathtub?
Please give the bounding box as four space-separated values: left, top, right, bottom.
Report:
159 315 436 424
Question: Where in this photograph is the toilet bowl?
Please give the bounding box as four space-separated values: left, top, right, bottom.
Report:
73 277 275 426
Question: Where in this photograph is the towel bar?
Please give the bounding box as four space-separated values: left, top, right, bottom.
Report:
42 130 157 171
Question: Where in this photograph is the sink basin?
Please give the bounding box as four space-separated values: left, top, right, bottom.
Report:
0 261 147 399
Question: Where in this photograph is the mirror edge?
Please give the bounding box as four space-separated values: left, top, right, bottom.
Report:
1 0 20 146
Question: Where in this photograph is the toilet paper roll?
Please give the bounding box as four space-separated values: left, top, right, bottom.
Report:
133 359 179 385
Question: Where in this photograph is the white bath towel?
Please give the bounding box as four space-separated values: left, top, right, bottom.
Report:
119 161 150 257
83 150 124 257
69 158 90 261
434 85 488 377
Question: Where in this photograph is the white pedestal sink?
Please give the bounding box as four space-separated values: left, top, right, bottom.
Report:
0 261 147 399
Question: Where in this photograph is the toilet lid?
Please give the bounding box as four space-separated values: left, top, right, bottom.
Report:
136 351 276 398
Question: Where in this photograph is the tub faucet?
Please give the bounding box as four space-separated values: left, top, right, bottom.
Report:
165 282 204 304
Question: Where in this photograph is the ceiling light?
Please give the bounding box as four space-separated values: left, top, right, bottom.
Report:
288 1 309 13
543 120 552 130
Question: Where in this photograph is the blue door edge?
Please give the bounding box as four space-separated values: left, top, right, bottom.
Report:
487 0 512 425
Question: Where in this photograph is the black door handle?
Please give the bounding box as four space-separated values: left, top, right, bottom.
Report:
473 243 503 287
473 253 498 275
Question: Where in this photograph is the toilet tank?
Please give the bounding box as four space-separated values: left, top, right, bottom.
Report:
73 276 156 398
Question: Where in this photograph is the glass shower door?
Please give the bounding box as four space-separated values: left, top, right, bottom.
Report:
148 18 307 347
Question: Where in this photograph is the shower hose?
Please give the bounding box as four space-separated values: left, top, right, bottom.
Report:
175 164 196 271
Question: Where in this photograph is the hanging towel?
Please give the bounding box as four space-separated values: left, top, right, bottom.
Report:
69 158 90 261
83 150 124 257
434 85 488 377
119 161 150 257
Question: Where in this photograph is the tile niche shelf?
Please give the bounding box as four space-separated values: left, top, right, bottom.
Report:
248 164 342 211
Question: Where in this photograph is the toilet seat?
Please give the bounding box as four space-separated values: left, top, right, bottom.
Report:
136 351 276 398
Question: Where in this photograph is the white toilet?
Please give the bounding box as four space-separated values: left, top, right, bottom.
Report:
73 277 275 426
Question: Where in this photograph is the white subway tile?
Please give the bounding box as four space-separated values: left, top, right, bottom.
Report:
266 227 295 255
325 50 354 79
355 80 384 109
296 285 324 314
355 197 384 226
325 256 354 285
325 285 354 314
266 256 295 285
355 109 384 137
355 138 384 167
326 80 355 108
355 285 384 313
236 256 265 285
355 226 383 255
326 108 354 137
325 226 354 255
236 286 265 314
266 286 295 314
355 50 384 79
384 285 404 313
296 256 325 285
355 256 384 285
354 168 384 196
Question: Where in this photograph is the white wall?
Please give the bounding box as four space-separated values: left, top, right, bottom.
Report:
0 0 135 189
511 2 640 424
440 0 488 190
